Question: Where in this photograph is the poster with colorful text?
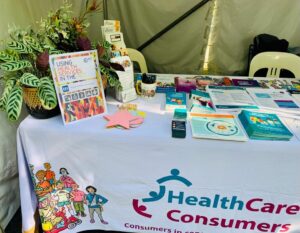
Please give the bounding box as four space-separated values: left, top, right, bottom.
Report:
50 50 107 125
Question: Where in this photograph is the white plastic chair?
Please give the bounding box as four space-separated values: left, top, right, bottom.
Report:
249 52 300 78
127 48 148 73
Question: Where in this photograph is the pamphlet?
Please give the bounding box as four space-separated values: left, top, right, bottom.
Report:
190 113 248 141
232 79 260 87
49 50 107 124
247 89 300 109
105 32 128 58
207 86 258 110
190 90 215 113
165 92 187 111
111 56 137 103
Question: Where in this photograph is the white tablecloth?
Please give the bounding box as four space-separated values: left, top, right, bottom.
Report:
17 94 300 233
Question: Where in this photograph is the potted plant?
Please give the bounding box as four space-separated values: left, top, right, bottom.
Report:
0 0 122 121
0 29 59 121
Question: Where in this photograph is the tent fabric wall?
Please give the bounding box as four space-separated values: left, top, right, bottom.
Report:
0 1 104 229
209 0 300 75
107 0 300 75
107 0 212 74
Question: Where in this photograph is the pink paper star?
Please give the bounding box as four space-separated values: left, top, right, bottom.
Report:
104 110 141 129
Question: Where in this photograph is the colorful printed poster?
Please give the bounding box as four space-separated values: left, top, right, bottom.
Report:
49 50 107 125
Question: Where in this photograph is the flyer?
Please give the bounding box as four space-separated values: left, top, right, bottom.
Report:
49 50 107 125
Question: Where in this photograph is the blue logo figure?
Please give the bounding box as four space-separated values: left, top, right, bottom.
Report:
142 169 192 203
62 85 69 92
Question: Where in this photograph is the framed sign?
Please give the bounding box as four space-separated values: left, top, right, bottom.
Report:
49 50 107 124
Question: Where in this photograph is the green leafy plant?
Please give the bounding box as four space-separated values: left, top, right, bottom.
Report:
0 30 57 121
0 0 122 121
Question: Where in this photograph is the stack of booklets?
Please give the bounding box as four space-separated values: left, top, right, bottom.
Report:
238 110 293 140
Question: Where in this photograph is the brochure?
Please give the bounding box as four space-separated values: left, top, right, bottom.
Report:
49 50 107 125
111 56 137 103
165 92 187 111
232 79 260 87
156 74 176 93
247 89 300 109
190 90 215 113
207 86 258 110
105 32 128 58
190 113 248 141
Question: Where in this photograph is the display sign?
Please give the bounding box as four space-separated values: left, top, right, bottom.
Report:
49 50 107 124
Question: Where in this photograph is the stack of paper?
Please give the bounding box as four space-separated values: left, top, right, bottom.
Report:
238 110 293 140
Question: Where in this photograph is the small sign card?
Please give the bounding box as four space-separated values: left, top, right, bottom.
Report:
49 50 107 125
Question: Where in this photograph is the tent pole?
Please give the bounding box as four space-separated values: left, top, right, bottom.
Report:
137 0 211 51
103 0 108 20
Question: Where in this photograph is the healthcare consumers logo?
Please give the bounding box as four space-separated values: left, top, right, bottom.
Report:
132 169 298 233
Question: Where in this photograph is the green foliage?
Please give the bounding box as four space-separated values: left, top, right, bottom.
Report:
0 60 32 71
6 85 23 121
37 77 57 110
0 51 18 62
23 36 43 53
0 78 16 111
7 41 33 54
20 73 40 87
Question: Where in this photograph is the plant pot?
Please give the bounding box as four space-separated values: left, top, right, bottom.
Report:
23 87 60 119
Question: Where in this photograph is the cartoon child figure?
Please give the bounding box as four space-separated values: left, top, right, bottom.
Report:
54 181 74 216
44 163 56 189
59 168 77 191
35 170 53 198
39 196 63 230
85 185 108 224
70 183 86 217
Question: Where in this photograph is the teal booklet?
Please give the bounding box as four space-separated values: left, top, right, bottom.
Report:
165 92 187 111
238 110 293 140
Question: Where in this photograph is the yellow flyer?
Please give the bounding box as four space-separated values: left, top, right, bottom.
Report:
49 50 107 125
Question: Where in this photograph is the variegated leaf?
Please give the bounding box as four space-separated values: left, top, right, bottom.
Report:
38 77 57 110
6 85 23 121
0 51 17 62
20 73 40 87
0 79 16 111
23 36 43 53
7 41 32 54
0 60 32 71
48 48 63 55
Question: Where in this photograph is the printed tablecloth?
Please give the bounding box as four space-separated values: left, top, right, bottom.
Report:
17 94 300 233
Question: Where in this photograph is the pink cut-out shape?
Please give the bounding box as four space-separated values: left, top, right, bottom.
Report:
132 199 152 218
104 110 140 129
130 116 144 126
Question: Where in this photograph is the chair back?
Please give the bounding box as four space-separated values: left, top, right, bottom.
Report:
249 52 300 78
127 48 148 73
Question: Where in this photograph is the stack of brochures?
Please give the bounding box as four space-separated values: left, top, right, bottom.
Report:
238 110 293 140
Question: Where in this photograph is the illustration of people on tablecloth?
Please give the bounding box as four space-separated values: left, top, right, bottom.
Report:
70 183 86 217
39 196 64 231
35 170 53 198
85 185 108 224
44 163 56 189
59 168 77 191
53 181 75 216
